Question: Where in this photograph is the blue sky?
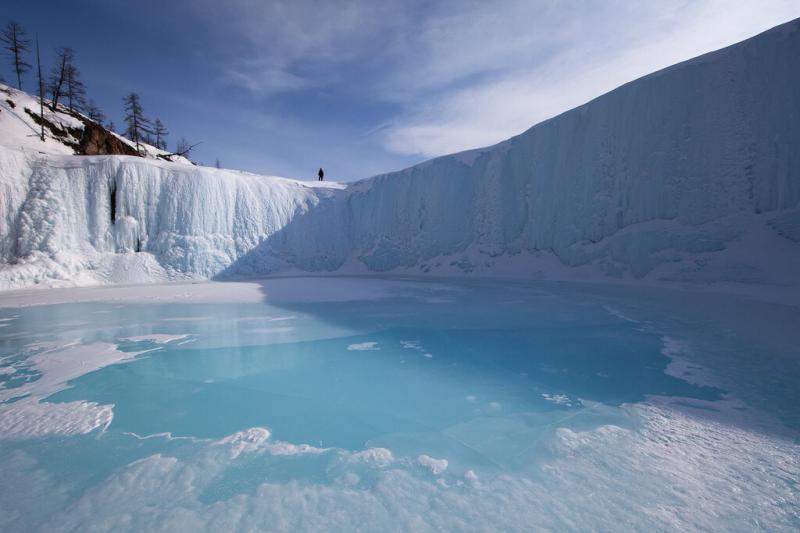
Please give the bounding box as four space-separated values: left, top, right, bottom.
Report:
3 1 799 181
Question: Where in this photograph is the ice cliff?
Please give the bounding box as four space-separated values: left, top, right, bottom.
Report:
0 19 799 291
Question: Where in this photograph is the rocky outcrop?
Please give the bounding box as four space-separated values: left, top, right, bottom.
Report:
78 121 139 157
23 104 139 157
24 107 82 150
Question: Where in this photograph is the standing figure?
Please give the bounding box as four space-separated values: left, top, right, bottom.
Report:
318 167 324 181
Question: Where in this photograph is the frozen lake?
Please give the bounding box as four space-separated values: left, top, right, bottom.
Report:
0 277 798 531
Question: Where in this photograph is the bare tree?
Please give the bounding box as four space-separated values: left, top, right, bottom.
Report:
0 22 31 90
35 36 44 141
107 120 116 133
85 100 105 123
48 47 74 110
153 119 168 150
175 137 196 157
123 92 152 155
64 63 86 112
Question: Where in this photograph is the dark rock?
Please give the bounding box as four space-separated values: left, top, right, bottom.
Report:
79 121 139 156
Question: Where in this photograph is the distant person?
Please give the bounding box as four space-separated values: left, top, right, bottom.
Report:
318 167 324 181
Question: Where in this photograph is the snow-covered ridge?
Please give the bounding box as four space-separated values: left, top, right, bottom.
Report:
0 83 190 164
0 19 799 291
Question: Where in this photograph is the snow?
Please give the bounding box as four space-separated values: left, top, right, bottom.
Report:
0 341 147 404
0 19 799 294
3 403 796 531
417 454 448 475
0 85 78 157
0 340 150 440
0 277 451 307
216 428 271 458
346 342 379 351
121 334 190 344
0 84 191 164
0 400 114 440
348 448 395 466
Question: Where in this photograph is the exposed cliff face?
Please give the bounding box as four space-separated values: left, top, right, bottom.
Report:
0 149 344 287
78 121 139 157
0 19 799 292
21 106 139 157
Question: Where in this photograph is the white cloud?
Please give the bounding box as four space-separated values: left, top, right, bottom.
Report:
191 0 419 96
191 0 800 159
226 60 311 95
382 0 800 157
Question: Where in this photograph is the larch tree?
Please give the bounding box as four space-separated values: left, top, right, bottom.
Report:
48 47 74 110
153 119 168 150
64 63 86 112
175 137 197 158
0 22 31 90
85 100 105 123
123 92 152 155
35 36 44 141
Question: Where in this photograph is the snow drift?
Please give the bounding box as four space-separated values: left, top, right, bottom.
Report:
1 19 799 291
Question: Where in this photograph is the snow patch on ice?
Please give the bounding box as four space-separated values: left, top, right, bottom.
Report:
121 334 191 345
401 339 434 358
0 400 113 440
215 427 329 459
542 393 576 407
0 278 449 307
417 454 448 475
602 305 639 323
348 448 395 467
0 340 149 439
661 337 720 388
124 431 196 442
0 341 147 404
217 428 271 459
347 342 379 351
265 441 329 457
2 398 798 531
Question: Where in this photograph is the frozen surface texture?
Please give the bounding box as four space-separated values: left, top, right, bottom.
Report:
0 20 799 291
0 278 798 531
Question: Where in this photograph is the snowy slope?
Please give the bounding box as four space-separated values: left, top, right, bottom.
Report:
0 19 799 293
0 84 191 164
